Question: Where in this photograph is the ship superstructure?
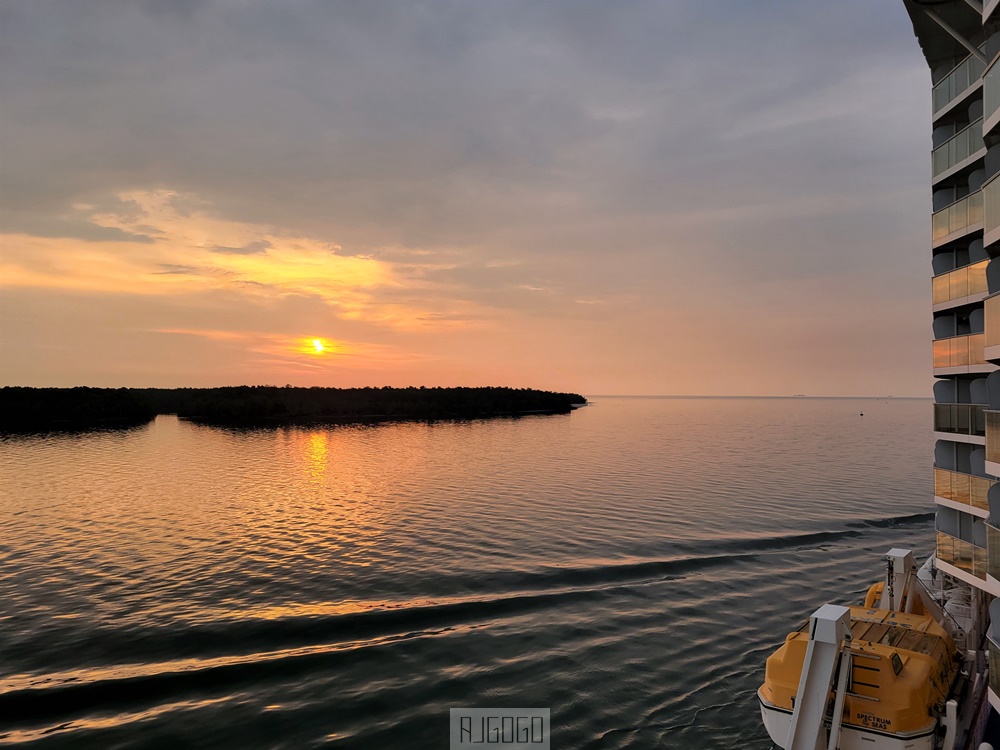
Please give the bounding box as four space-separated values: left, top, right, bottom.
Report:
756 5 1000 747
901 0 1000 724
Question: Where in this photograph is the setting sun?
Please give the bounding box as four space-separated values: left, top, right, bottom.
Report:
293 336 350 360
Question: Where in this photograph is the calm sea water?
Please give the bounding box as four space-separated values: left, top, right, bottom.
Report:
0 396 935 749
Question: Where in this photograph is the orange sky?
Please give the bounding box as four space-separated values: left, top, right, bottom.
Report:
0 1 935 395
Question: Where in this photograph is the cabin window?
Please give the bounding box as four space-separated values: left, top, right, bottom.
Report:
891 652 903 675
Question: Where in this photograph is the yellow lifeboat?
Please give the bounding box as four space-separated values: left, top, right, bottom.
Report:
758 549 967 750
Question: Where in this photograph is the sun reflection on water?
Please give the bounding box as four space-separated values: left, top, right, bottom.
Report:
304 432 329 483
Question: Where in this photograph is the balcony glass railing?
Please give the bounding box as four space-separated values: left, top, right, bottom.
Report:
937 530 986 579
933 192 984 242
932 260 989 305
933 119 984 178
988 522 1000 581
989 295 1000 352
988 295 1000 348
934 403 987 436
986 176 1000 239
987 411 1000 463
934 50 986 114
935 467 994 510
986 61 1000 125
933 333 987 368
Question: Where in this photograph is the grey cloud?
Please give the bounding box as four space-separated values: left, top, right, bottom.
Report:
150 264 238 279
139 0 209 18
153 264 202 275
0 0 932 328
97 196 148 223
210 240 271 255
0 212 155 244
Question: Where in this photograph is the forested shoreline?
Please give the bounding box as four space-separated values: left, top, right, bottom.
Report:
0 386 588 432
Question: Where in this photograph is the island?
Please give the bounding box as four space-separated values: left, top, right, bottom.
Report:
0 386 588 432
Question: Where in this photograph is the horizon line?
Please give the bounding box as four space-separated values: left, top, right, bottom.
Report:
0 385 931 399
585 394 930 399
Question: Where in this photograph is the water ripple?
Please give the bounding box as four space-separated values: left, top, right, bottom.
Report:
0 397 935 748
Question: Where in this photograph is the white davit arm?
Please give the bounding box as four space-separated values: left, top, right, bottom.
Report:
785 604 852 750
825 647 851 750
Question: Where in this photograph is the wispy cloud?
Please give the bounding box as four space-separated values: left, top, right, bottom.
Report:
210 240 272 255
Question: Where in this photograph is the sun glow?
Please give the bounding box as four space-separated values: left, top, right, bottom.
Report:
299 337 337 357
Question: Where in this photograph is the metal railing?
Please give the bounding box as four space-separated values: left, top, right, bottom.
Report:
933 119 984 177
933 333 987 369
932 260 988 305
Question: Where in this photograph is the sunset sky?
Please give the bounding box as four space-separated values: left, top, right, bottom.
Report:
0 0 934 395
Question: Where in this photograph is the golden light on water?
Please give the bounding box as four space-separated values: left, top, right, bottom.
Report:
304 432 328 482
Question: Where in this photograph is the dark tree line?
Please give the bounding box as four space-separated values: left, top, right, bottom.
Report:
0 386 587 431
0 387 157 430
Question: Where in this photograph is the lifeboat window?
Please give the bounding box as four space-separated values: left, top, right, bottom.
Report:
891 652 903 675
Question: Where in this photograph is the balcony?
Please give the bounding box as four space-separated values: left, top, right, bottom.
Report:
932 260 988 308
932 191 983 245
934 467 994 511
933 333 987 372
933 49 986 116
934 403 987 437
931 50 986 115
933 119 984 180
937 530 986 579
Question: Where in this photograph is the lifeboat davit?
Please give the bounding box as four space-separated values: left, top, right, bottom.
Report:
758 549 969 750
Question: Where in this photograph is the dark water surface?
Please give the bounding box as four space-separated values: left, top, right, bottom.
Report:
0 397 934 748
